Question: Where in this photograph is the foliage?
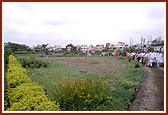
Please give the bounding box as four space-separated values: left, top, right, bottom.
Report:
6 55 60 111
123 47 136 54
50 78 111 111
17 56 49 68
134 62 140 68
27 56 143 111
4 48 11 72
147 46 154 52
4 42 31 54
128 57 132 62
6 55 32 88
8 82 60 111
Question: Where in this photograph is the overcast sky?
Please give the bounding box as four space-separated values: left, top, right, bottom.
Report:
3 2 165 47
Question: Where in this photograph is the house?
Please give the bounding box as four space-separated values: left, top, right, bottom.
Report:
33 44 43 52
114 42 128 50
105 43 114 51
95 44 105 51
77 45 89 53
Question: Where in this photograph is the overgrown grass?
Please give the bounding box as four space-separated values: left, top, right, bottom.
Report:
50 77 112 111
27 62 97 100
26 56 143 111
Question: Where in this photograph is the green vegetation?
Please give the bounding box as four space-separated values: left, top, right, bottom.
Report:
17 56 49 68
6 55 60 111
26 56 143 111
51 78 111 111
4 42 31 54
147 46 154 52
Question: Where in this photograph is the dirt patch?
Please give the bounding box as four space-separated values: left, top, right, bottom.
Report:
49 57 126 76
129 66 164 111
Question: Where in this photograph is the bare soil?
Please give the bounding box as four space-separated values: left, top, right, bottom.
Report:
50 57 126 76
129 66 164 111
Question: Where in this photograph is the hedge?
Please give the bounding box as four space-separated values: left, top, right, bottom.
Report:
6 55 60 111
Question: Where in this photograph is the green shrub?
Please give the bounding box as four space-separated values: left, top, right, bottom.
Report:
135 62 140 68
50 77 111 111
128 57 131 62
6 55 60 111
17 56 49 68
7 55 32 88
8 82 60 111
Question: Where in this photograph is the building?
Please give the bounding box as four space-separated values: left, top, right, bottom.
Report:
114 42 128 50
77 45 89 53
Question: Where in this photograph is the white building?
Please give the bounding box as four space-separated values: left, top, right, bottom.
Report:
114 42 128 50
77 45 89 53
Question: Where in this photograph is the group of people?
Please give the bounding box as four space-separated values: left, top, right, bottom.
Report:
128 50 164 68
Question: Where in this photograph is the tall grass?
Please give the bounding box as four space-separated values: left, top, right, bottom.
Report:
49 77 111 111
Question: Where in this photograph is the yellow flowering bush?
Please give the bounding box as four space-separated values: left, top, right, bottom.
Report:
51 77 111 110
6 55 60 111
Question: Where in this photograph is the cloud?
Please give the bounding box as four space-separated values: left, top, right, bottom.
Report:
3 2 165 47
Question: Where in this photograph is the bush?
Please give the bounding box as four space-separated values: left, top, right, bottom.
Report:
8 83 60 111
135 62 140 68
17 56 49 68
6 55 60 111
128 57 131 62
50 78 111 111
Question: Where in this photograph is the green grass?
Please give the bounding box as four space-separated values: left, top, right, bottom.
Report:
27 62 97 100
25 56 143 111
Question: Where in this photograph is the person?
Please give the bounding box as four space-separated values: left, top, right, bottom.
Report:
136 52 141 62
139 52 145 64
148 50 155 67
126 51 129 58
46 51 49 59
156 51 163 67
143 51 149 66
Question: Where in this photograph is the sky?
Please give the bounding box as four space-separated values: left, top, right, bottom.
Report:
3 2 165 47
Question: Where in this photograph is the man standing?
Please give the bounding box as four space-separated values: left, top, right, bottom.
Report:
156 51 163 67
148 51 156 67
46 51 49 59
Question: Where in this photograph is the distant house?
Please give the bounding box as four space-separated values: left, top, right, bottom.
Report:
46 45 53 51
114 42 128 50
105 43 114 51
77 45 89 53
33 44 43 52
95 44 105 51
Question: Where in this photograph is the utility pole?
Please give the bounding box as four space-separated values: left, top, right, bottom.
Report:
130 37 132 47
141 35 143 52
143 38 145 52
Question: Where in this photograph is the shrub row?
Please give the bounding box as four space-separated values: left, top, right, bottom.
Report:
17 56 49 68
6 55 60 111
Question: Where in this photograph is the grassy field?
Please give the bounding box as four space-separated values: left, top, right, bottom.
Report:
17 55 144 111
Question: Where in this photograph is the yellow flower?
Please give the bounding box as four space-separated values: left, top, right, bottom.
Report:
85 99 93 104
87 94 91 98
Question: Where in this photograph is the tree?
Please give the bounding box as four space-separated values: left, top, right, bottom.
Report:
42 44 48 51
4 42 30 54
147 46 154 52
66 44 77 52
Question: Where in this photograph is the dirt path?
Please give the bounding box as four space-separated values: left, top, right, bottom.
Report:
129 66 164 111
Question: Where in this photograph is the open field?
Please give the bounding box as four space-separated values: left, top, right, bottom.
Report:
48 56 126 76
22 55 143 110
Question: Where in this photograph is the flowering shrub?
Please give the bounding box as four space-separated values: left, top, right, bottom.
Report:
6 55 32 88
51 78 111 111
6 55 60 111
